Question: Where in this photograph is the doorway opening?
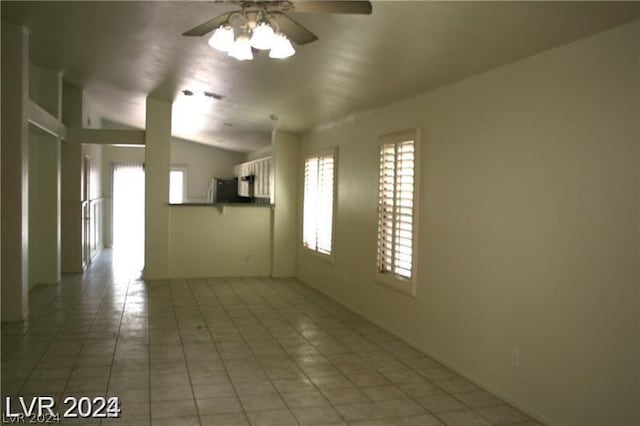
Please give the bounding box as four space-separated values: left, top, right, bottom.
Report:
82 155 91 269
112 163 145 274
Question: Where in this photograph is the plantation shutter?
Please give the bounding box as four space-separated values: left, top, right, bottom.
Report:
303 153 334 255
377 140 415 279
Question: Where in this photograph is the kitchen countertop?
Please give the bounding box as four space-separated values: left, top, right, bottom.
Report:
168 202 273 207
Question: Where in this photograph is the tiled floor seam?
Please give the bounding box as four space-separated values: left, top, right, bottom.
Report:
17 273 110 401
185 277 249 425
2 251 541 426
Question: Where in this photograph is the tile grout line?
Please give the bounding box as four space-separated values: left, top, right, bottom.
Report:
280 277 515 425
213 277 302 425
2 284 60 355
102 270 134 425
16 270 108 403
167 278 205 425
233 277 340 423
251 277 384 421
59 267 115 405
192 277 252 425
227 276 381 424
4 253 539 426
146 278 153 426
249 277 445 423
3 279 83 396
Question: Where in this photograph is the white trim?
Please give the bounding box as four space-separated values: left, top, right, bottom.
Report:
28 100 65 139
301 246 334 264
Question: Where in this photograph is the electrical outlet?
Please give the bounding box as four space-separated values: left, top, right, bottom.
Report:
512 348 520 368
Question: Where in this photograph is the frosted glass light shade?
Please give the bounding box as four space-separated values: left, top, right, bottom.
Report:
269 33 295 59
208 25 234 52
250 22 275 50
228 35 253 61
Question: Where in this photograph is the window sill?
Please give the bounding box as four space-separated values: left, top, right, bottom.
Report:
301 246 334 264
374 272 416 298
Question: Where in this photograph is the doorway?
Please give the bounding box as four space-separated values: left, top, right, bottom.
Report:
82 155 91 269
112 163 145 273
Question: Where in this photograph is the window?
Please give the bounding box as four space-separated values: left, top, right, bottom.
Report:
170 168 186 204
112 162 145 269
303 150 336 257
376 129 419 295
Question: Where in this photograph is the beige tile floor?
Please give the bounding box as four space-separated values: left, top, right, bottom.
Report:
1 250 542 425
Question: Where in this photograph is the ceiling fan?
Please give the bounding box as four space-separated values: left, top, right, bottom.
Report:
182 1 373 60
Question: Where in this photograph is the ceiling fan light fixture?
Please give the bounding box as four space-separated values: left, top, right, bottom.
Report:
208 25 235 52
269 33 295 59
250 22 275 50
228 34 253 61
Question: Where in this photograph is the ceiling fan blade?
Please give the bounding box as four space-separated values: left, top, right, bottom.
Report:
270 12 318 45
291 1 372 15
182 11 233 36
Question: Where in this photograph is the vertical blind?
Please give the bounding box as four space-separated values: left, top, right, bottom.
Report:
377 140 415 279
303 153 334 255
112 162 145 270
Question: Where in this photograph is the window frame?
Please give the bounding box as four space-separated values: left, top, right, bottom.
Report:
169 165 188 204
301 147 338 263
374 128 420 297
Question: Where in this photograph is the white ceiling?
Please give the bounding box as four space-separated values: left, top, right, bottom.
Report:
3 1 639 152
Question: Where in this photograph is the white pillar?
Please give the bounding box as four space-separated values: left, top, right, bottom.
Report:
61 140 83 273
144 97 171 279
1 22 30 321
61 83 84 273
271 129 298 277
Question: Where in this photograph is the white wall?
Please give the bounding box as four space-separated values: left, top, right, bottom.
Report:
144 97 171 279
171 138 245 202
272 130 298 277
82 143 102 201
82 92 101 129
28 127 60 288
29 62 59 118
169 206 272 278
245 146 272 162
296 21 639 426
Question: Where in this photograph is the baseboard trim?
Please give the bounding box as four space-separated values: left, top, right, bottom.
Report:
297 275 557 426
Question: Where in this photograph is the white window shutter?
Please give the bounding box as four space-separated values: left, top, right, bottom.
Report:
377 140 415 279
303 152 335 255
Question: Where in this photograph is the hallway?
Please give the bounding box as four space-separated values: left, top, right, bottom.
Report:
1 251 536 425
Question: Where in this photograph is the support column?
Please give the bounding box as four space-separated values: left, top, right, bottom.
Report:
1 22 30 321
61 83 84 273
144 97 171 279
61 140 83 273
271 129 298 277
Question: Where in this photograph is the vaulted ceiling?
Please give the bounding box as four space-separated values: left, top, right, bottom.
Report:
3 1 639 152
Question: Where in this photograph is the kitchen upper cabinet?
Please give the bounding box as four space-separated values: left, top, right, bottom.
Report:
234 156 272 200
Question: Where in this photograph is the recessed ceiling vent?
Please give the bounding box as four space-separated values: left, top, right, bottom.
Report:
204 91 224 100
